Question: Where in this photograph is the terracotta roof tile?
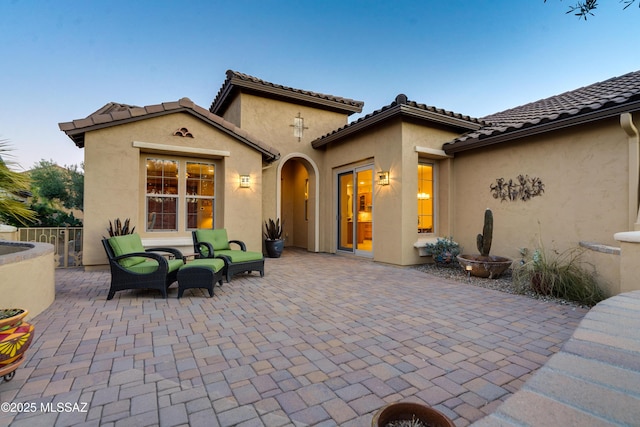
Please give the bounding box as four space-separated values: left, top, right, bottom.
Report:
58 122 75 132
129 107 147 117
91 114 113 125
145 104 165 114
210 70 364 115
312 94 484 148
162 101 180 111
445 69 640 152
72 118 93 128
110 110 132 122
58 97 280 162
178 97 195 109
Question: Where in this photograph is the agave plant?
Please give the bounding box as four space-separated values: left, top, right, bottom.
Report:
107 218 136 237
264 218 283 240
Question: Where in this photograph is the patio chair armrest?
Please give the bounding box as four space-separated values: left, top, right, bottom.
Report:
146 247 185 261
113 251 168 266
195 241 215 258
229 240 247 251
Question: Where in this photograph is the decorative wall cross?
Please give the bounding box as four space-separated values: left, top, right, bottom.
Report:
290 112 308 142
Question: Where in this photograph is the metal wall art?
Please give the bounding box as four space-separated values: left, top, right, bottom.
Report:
490 175 544 202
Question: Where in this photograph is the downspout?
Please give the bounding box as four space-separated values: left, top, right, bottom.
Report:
621 113 640 230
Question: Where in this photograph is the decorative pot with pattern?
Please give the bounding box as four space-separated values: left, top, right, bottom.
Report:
0 309 35 366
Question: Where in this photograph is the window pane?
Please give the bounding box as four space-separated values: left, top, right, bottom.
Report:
187 198 214 229
418 164 433 233
186 162 215 197
146 158 179 231
146 159 178 195
147 197 178 231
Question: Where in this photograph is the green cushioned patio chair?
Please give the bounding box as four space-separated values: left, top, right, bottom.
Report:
192 228 264 282
102 233 185 300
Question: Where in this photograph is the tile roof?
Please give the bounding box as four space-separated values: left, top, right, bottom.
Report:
59 97 280 162
210 70 364 116
444 69 640 153
312 94 485 149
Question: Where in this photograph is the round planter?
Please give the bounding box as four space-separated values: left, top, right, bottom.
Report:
264 239 284 258
0 320 35 366
372 402 455 427
0 309 28 329
456 254 512 279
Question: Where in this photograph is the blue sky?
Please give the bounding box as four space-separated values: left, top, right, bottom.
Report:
1 0 638 170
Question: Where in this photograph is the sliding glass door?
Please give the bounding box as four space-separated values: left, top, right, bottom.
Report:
337 166 373 256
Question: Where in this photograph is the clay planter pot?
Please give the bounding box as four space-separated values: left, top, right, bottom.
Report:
372 402 455 427
0 309 28 329
0 309 34 366
456 254 512 279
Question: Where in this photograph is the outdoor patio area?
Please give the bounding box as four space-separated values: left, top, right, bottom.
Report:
0 248 590 426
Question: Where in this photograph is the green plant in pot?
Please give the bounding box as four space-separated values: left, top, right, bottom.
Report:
456 209 512 279
264 218 284 258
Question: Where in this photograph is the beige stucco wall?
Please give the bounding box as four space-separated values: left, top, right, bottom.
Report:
450 118 629 273
403 121 460 265
615 232 640 293
580 247 620 296
219 92 351 251
82 112 264 266
318 117 460 265
0 241 55 320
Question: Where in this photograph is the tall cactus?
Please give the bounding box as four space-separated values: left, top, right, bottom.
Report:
476 209 493 257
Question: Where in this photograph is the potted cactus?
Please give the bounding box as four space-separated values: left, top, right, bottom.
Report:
456 209 512 279
372 401 455 427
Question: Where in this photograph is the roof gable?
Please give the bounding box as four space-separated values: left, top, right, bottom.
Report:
312 94 485 149
444 69 640 154
59 97 280 162
210 70 364 116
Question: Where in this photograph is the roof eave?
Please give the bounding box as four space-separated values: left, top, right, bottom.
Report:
312 104 482 149
211 76 363 116
59 107 280 162
444 100 640 155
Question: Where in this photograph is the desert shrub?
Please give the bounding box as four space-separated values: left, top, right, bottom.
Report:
513 246 605 306
423 236 461 266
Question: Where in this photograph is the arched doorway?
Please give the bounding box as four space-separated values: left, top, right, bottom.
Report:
276 153 319 252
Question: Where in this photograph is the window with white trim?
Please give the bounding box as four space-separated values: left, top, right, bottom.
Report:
145 158 215 232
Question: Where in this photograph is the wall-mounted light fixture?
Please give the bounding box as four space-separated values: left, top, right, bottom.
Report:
239 175 251 188
377 171 390 186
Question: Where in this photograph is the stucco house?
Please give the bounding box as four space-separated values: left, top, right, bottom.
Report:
59 69 640 295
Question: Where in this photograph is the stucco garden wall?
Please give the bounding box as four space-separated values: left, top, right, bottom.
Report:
450 118 629 280
82 113 264 267
0 241 55 320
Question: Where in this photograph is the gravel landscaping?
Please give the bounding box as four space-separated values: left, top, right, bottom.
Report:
413 262 590 309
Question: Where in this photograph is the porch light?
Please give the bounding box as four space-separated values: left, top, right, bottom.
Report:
377 171 390 186
418 192 430 200
239 175 251 188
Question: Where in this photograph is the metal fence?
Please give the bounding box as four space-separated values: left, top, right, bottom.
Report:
17 227 83 268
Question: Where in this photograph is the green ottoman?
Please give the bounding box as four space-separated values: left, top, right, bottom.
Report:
177 258 225 298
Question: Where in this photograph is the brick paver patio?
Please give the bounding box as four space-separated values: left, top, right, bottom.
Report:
0 249 588 426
